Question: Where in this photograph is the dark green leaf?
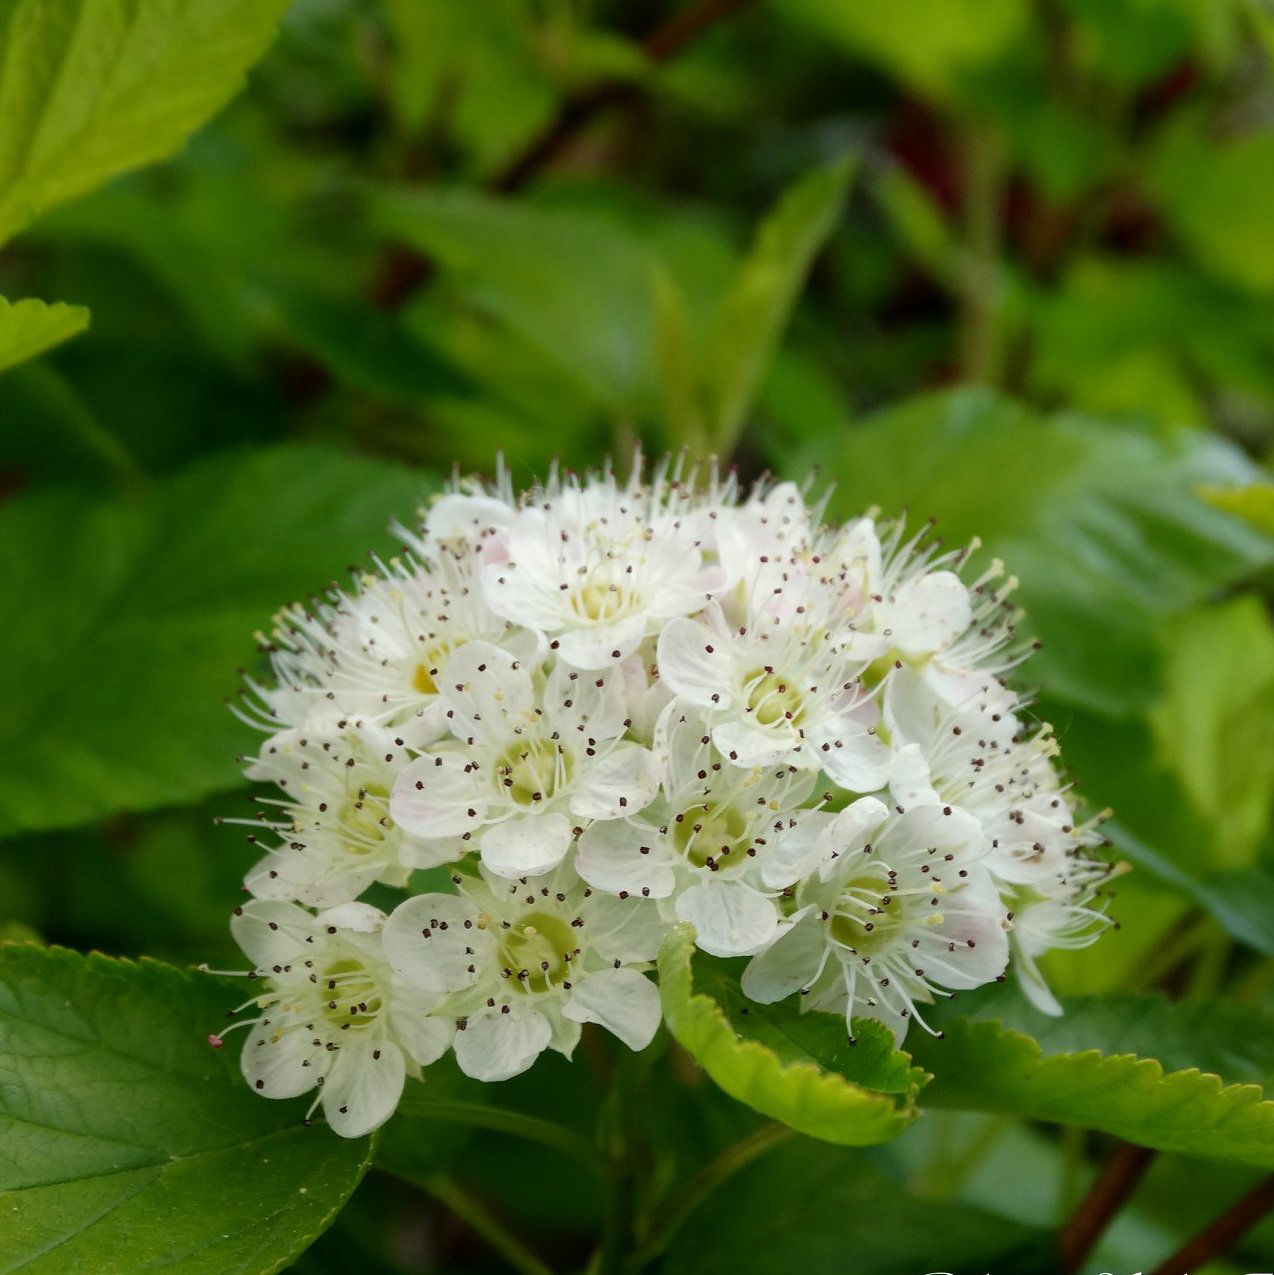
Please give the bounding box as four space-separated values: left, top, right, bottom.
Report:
0 943 371 1273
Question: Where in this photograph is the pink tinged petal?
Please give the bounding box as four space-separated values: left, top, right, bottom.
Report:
740 913 827 1004
442 640 535 737
584 893 671 963
390 751 487 840
576 819 677 899
882 571 971 657
454 1004 552 1082
564 967 662 1052
555 612 649 670
889 743 940 809
480 812 573 879
242 1020 316 1100
571 744 662 821
382 893 490 996
674 880 780 958
231 900 314 970
322 1039 407 1138
656 617 734 708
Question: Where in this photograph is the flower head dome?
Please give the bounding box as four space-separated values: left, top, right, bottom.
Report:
220 455 1111 1134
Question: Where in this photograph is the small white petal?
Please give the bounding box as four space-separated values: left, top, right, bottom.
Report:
241 1020 315 1100
564 967 661 1051
712 717 794 768
880 571 971 657
389 991 455 1066
391 751 487 840
656 615 733 708
674 880 779 958
815 725 891 792
577 819 676 899
442 641 536 739
741 913 826 1004
888 743 940 809
556 613 649 669
323 1038 406 1137
382 893 490 996
480 812 573 879
584 892 671 963
231 900 312 970
455 1004 552 1082
571 743 662 821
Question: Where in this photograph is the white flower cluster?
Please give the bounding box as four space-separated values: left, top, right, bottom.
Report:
219 460 1110 1137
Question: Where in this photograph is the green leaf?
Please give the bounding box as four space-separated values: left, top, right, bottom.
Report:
1200 482 1274 536
0 295 89 373
0 0 291 246
657 926 923 1146
813 388 1274 715
700 154 857 453
772 0 1028 100
372 186 658 413
662 1140 1052 1275
1149 598 1274 869
0 445 427 838
0 943 371 1273
909 987 1274 1167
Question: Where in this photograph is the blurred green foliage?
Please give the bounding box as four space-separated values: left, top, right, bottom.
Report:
5 0 1274 1271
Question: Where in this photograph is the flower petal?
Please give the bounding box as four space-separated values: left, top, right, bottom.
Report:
391 750 487 840
576 819 677 899
740 912 826 1004
241 1019 315 1100
571 743 662 821
656 614 734 709
556 612 649 670
480 812 573 879
454 1004 552 1082
674 879 779 958
880 571 971 657
230 900 313 970
323 1038 406 1137
564 967 661 1051
382 893 490 997
584 892 671 963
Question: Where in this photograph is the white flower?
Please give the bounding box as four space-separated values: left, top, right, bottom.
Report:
382 863 666 1082
238 712 453 908
1006 860 1115 1015
241 550 531 748
389 641 661 878
742 798 1010 1042
657 600 889 788
884 665 1103 889
228 900 451 1137
478 466 736 669
577 707 829 957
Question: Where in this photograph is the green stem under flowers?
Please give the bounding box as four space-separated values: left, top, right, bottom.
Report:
408 1099 600 1171
422 1173 554 1275
632 1122 795 1265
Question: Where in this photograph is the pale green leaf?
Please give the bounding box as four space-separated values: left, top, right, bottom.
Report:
0 943 371 1273
0 294 88 373
0 0 291 246
657 926 922 1146
910 988 1274 1167
701 154 857 453
0 445 426 838
1199 482 1274 536
1149 598 1274 869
